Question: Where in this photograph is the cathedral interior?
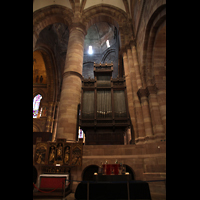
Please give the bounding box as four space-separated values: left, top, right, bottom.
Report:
33 0 166 199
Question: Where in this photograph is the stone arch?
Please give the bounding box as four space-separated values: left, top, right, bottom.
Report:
33 5 73 50
33 90 45 101
33 122 42 132
101 49 116 63
82 4 128 48
33 46 58 103
124 164 135 180
152 21 166 90
33 47 58 132
142 4 166 87
82 164 99 181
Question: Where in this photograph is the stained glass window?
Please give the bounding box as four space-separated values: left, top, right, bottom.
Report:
33 94 42 118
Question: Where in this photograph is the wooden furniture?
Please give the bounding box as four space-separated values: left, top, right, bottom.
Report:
93 174 132 182
75 181 151 200
34 138 83 167
102 164 120 175
80 63 130 145
33 174 71 199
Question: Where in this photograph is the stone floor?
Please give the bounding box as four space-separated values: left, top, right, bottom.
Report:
66 193 75 200
33 192 75 200
33 192 166 200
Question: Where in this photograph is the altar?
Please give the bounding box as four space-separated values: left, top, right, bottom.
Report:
94 174 131 182
75 163 151 200
39 174 69 190
33 138 83 199
75 180 151 200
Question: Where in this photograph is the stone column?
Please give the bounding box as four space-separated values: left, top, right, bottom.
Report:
45 102 54 132
147 85 165 140
130 41 142 90
126 47 145 143
137 88 154 141
56 23 86 141
122 51 137 143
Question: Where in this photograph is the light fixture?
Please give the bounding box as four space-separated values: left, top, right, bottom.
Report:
88 45 93 54
106 40 110 48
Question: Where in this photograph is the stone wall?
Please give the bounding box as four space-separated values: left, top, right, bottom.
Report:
71 142 166 199
133 0 166 84
33 142 166 199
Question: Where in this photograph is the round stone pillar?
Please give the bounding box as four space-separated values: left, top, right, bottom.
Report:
56 23 86 141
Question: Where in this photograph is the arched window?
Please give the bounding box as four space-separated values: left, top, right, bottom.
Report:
33 94 42 118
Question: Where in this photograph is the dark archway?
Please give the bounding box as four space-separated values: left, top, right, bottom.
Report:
33 166 37 190
124 165 135 180
82 165 99 181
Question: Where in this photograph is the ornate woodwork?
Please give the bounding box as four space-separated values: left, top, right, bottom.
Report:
80 62 130 145
34 138 83 167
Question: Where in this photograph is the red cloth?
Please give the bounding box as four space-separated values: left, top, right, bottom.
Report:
40 177 65 189
102 164 120 175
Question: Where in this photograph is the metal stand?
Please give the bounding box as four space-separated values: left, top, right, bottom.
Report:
127 181 130 200
87 181 89 200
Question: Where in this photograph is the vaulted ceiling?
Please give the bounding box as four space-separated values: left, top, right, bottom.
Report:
33 0 132 16
33 0 141 82
84 22 115 55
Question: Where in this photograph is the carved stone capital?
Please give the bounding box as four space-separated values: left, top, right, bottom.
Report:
125 44 131 52
68 22 87 36
146 84 158 96
129 39 136 47
137 88 148 100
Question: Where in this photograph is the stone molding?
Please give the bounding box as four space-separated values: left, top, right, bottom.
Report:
68 22 87 36
62 71 83 80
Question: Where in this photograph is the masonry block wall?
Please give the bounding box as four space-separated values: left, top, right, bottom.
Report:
33 142 166 200
72 143 166 199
